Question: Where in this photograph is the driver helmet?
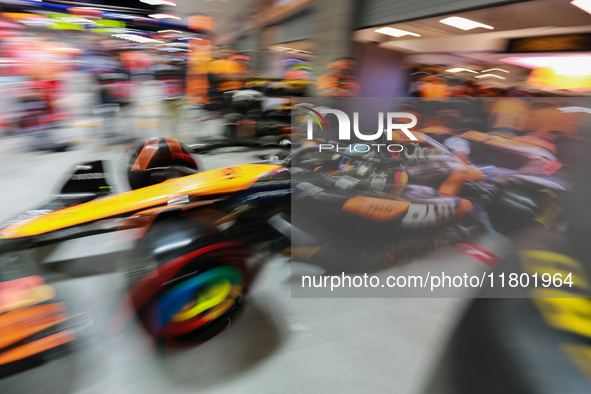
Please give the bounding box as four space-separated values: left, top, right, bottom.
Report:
127 138 200 190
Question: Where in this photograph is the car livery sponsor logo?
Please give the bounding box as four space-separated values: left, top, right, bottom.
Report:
69 172 109 180
240 188 292 202
35 218 126 243
369 172 388 192
168 194 190 205
342 197 410 222
252 179 292 188
404 143 449 161
401 201 456 228
455 242 499 267
295 182 324 197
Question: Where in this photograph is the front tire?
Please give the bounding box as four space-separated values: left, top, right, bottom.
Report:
124 214 260 345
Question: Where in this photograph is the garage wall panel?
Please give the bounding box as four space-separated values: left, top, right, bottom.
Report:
356 0 522 29
236 31 258 53
277 10 312 43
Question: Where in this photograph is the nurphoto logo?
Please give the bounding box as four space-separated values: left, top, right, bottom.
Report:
302 107 418 153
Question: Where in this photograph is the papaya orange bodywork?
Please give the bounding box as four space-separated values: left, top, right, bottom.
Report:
342 196 411 222
439 162 486 196
0 164 281 240
454 199 474 219
0 302 75 365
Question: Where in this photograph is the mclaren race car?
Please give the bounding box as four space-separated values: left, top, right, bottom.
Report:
0 131 567 376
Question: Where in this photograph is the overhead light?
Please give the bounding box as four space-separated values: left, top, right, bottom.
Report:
501 55 591 76
572 0 591 14
440 17 493 31
475 74 506 79
482 68 509 73
141 0 176 5
57 16 97 24
111 34 163 44
557 106 591 114
47 47 80 52
149 14 181 20
375 27 420 38
446 68 477 73
21 20 49 26
158 30 182 33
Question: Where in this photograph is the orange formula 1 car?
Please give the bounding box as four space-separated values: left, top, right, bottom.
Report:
1 130 571 377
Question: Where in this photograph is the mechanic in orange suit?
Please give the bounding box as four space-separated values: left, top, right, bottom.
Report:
200 47 246 121
317 58 360 97
207 47 245 93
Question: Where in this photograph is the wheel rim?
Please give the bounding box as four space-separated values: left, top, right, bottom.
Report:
149 266 243 336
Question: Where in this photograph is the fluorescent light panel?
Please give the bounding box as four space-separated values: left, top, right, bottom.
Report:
446 67 477 73
57 16 96 24
112 34 163 44
572 0 591 14
475 74 505 79
440 16 493 31
501 55 591 75
141 0 176 5
557 106 591 114
482 68 509 73
149 14 181 20
375 27 420 37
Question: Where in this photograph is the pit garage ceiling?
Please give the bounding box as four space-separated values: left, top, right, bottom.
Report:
174 0 257 31
355 0 591 53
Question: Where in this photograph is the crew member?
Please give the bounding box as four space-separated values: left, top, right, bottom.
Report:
200 47 246 121
317 58 360 97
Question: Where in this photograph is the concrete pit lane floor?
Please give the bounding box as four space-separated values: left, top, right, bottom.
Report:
0 107 513 394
